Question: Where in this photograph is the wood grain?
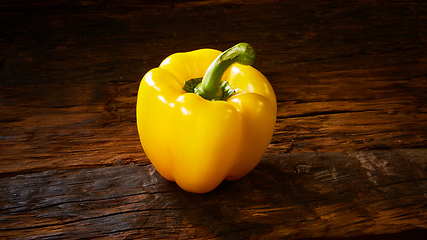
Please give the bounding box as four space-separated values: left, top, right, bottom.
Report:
1 0 427 238
1 149 426 239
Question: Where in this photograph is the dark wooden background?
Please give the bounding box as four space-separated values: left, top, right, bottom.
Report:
1 0 426 239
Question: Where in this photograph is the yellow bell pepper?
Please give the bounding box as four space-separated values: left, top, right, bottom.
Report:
136 43 276 193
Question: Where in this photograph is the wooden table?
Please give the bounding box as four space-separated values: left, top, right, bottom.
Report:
1 0 426 239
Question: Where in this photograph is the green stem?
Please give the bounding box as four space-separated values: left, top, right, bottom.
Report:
194 43 256 101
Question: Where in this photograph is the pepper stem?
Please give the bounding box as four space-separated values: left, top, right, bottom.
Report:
194 43 256 101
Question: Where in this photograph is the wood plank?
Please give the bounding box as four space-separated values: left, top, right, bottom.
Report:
1 149 426 239
2 66 426 173
1 73 426 174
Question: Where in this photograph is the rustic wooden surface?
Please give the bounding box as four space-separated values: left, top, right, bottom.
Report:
1 0 427 239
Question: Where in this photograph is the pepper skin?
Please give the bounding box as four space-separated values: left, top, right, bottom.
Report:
136 43 277 193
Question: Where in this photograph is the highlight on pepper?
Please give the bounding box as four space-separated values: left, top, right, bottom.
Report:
136 43 277 193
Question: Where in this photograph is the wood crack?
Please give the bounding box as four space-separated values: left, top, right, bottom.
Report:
278 110 373 119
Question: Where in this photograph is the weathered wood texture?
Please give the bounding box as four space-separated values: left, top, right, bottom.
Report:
1 150 427 239
1 0 427 239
